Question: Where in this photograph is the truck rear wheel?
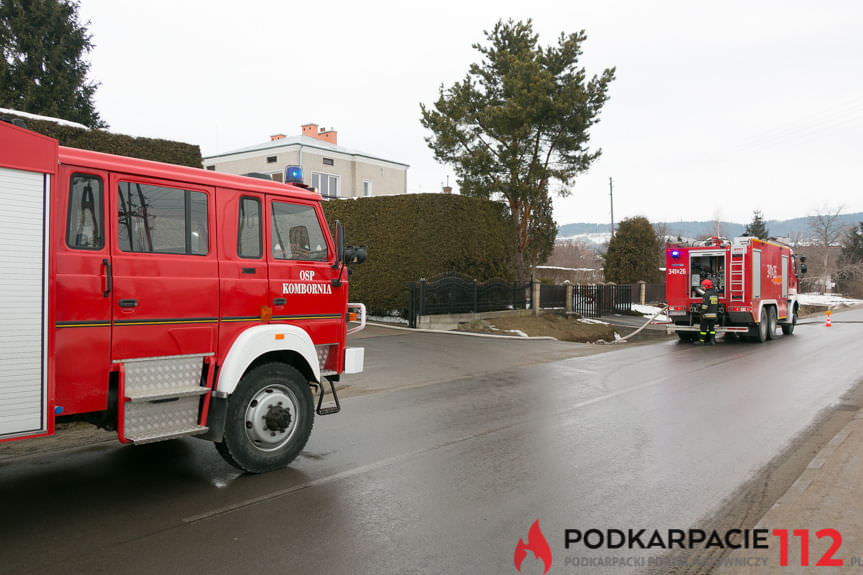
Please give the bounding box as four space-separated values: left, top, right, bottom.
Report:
755 308 769 343
216 363 314 473
766 307 777 340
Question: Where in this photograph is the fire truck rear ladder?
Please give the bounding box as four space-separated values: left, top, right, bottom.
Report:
116 354 213 444
730 254 745 301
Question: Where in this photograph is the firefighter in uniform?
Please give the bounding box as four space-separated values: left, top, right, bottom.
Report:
699 279 719 344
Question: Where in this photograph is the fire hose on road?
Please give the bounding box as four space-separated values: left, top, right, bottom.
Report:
602 305 670 344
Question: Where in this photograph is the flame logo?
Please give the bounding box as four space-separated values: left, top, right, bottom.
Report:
514 519 552 573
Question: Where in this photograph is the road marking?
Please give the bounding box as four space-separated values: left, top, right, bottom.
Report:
184 375 673 524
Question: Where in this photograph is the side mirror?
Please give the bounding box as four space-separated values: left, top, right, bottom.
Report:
344 245 368 265
800 263 807 275
333 220 345 268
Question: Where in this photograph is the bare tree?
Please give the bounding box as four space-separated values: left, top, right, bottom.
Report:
654 221 670 266
808 205 846 293
545 239 601 269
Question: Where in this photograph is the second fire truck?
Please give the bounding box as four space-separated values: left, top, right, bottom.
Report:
665 236 806 342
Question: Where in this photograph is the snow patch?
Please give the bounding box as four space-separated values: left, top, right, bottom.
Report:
504 329 529 337
0 106 89 129
632 303 672 323
798 293 863 307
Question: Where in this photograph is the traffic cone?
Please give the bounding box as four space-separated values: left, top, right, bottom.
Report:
826 309 832 327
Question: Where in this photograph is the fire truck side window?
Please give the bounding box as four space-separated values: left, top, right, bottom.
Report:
117 182 209 255
271 201 328 261
238 197 262 259
66 174 104 250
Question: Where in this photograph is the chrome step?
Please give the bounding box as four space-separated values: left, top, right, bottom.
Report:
126 385 209 402
116 354 213 444
123 394 206 443
125 424 208 444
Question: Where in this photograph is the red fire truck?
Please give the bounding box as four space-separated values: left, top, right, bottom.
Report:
665 236 806 342
0 120 366 472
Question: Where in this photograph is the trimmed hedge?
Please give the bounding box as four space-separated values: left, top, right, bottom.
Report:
323 194 516 316
1 113 202 167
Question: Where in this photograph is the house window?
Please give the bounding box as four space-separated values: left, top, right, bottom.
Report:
205 165 215 171
270 172 283 183
363 180 372 197
322 158 334 166
266 156 277 164
311 172 340 198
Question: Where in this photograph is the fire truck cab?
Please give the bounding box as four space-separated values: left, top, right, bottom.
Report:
0 120 365 473
665 236 804 343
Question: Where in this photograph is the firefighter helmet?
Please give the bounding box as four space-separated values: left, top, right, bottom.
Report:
701 279 713 289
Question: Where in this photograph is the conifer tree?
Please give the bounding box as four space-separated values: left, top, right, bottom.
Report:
0 0 106 128
603 216 663 283
421 19 614 279
744 210 769 239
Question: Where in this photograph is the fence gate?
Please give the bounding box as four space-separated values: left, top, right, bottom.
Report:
571 284 632 318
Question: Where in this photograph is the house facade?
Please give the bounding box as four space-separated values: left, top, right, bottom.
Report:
202 123 408 199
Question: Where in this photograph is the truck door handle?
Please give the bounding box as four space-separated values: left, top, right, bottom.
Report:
103 259 112 297
118 299 138 308
273 298 287 306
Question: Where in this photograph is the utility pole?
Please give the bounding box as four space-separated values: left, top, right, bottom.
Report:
609 177 615 239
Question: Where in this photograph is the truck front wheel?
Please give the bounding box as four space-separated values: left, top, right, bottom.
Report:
216 363 314 473
781 311 797 335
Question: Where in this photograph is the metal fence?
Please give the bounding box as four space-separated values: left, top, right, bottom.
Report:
631 283 666 304
539 284 567 309
572 284 633 317
408 273 531 328
407 274 657 326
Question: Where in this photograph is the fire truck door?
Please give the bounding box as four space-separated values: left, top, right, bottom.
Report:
266 197 345 356
109 176 219 361
217 192 269 358
54 169 113 415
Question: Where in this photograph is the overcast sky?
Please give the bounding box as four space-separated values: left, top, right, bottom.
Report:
76 0 863 226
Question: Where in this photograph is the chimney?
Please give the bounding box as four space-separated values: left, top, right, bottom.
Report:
442 186 452 194
270 134 286 141
317 127 338 145
300 123 338 145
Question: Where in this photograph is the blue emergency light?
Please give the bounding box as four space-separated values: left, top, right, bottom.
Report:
671 249 680 258
285 165 303 184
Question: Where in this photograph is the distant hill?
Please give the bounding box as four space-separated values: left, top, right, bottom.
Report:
558 212 863 244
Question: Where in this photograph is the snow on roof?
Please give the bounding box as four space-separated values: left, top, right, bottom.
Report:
203 134 409 167
0 107 89 130
535 265 599 272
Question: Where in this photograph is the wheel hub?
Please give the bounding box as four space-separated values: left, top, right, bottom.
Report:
264 404 292 433
244 385 299 451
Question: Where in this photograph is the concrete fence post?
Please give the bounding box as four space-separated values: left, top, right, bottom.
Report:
532 278 541 316
565 281 573 313
639 280 646 306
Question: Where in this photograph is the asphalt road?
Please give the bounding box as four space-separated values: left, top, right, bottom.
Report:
1 308 861 575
